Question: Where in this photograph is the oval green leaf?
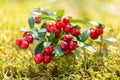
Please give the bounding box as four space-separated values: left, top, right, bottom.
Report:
34 42 44 55
28 16 34 29
81 29 90 42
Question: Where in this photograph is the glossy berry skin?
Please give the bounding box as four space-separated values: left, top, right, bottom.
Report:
34 16 40 24
90 30 99 40
71 28 80 37
43 55 51 64
25 36 33 44
44 45 53 55
60 41 69 50
63 17 70 24
23 32 32 37
55 29 61 36
63 35 72 42
69 41 77 50
95 27 103 35
64 49 71 55
46 23 55 32
34 54 43 64
16 38 22 46
55 20 65 30
63 24 72 33
21 41 29 49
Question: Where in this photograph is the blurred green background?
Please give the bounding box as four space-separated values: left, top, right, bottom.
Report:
0 0 120 79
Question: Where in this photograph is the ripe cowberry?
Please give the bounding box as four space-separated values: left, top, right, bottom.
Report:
90 29 99 40
55 28 61 36
23 32 32 37
21 40 29 49
69 41 77 50
44 46 53 55
64 49 71 55
16 38 22 46
34 54 43 64
63 17 70 24
55 20 65 30
95 27 103 35
63 24 72 33
43 55 51 64
60 41 69 50
71 28 80 37
63 35 72 42
46 23 55 32
25 36 33 44
34 16 40 24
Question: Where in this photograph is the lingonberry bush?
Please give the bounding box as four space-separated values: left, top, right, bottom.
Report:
16 7 116 64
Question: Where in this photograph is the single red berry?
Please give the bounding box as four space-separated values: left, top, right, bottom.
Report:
23 32 32 37
90 29 99 39
63 17 70 24
25 36 33 44
63 24 72 33
64 49 71 55
44 46 53 55
69 41 77 50
71 28 80 37
46 23 55 32
34 16 40 24
55 20 65 30
34 54 43 64
60 41 69 50
43 55 51 64
63 35 72 42
55 28 61 36
95 27 103 35
21 40 29 49
16 38 22 46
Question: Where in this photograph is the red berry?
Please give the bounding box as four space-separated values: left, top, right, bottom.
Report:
34 16 40 24
60 41 69 50
25 36 33 44
23 32 32 37
69 41 77 50
44 46 53 55
63 24 72 33
63 35 72 42
46 23 55 32
43 55 51 64
71 28 80 37
63 17 70 24
55 20 65 30
95 27 103 35
34 54 43 64
55 29 61 36
64 49 71 55
90 29 99 39
16 38 22 46
21 40 29 49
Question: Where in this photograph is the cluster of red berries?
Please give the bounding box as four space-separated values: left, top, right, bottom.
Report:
89 27 103 39
16 32 33 49
46 17 80 37
60 35 77 55
34 45 53 64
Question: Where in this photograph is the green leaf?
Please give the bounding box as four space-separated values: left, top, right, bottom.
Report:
43 42 51 48
102 50 108 57
38 28 46 33
37 32 46 41
81 29 90 42
56 10 64 18
40 14 55 21
105 37 117 42
20 28 33 33
77 41 84 47
89 21 99 27
98 23 105 28
48 32 55 41
41 23 46 28
34 42 44 55
70 19 86 24
85 46 96 53
54 45 64 57
32 32 38 39
28 16 34 29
